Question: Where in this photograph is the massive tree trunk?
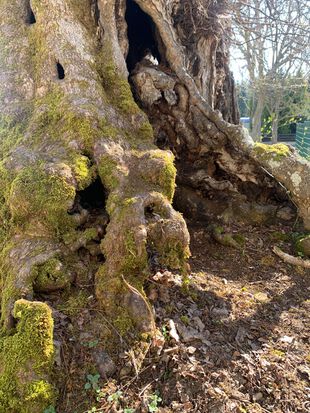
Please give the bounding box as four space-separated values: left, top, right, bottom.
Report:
0 0 309 411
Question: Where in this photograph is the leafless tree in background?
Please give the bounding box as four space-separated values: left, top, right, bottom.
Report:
231 0 310 141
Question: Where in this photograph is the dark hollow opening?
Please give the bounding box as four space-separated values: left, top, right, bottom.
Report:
26 1 36 24
56 62 65 80
68 177 109 247
92 0 100 26
79 177 107 210
28 9 36 24
125 0 161 72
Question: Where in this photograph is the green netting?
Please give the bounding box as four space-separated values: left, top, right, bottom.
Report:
296 121 310 159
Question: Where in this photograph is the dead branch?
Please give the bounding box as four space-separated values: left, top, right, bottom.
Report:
273 246 310 269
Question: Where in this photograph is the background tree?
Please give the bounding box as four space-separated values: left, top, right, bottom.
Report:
265 73 310 141
231 0 310 141
0 0 309 411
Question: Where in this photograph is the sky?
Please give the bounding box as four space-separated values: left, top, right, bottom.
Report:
230 47 248 83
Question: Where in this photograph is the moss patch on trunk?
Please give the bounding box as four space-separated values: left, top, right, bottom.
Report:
0 300 55 413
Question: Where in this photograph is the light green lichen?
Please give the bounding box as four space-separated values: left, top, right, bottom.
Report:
0 299 55 413
253 143 290 161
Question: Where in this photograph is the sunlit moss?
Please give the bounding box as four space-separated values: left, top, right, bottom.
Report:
0 300 55 412
253 143 290 161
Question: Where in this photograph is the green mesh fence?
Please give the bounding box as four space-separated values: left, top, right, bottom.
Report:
296 121 310 159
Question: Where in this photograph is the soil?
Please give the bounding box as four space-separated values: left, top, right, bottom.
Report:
55 220 310 413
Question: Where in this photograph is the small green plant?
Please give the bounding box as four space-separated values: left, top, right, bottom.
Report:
181 275 190 292
84 373 101 391
44 407 56 413
85 339 99 348
107 390 123 403
96 389 106 402
87 408 97 413
180 315 189 325
161 325 169 340
147 393 162 413
124 408 135 413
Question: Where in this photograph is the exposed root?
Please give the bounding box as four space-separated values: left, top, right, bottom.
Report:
212 227 242 250
121 274 156 334
273 246 310 269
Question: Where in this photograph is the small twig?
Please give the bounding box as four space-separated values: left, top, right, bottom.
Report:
121 364 153 390
273 246 310 268
138 381 155 397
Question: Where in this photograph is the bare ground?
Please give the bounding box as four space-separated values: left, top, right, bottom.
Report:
54 220 310 413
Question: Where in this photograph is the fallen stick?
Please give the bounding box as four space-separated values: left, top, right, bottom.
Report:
273 246 310 269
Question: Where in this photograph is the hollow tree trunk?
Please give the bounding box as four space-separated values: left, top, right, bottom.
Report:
0 0 309 411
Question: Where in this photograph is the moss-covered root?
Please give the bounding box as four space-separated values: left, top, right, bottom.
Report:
0 299 55 413
252 143 310 230
96 192 190 336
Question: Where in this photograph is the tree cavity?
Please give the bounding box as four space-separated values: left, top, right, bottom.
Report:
125 0 161 72
26 1 36 24
56 61 65 80
68 177 109 262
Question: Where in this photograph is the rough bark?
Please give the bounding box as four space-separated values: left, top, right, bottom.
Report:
0 0 309 411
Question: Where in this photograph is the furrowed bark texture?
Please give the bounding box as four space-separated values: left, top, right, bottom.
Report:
0 0 309 410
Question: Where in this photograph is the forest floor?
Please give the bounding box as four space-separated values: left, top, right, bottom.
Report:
55 220 310 413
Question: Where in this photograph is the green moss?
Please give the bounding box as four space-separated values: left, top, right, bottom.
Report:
98 155 120 191
32 88 103 151
0 163 13 250
0 300 55 413
57 291 89 317
72 155 94 190
31 257 69 292
8 163 75 235
100 61 139 115
269 231 291 242
150 151 177 201
137 122 154 142
0 115 24 159
121 231 148 279
232 234 245 245
106 193 121 215
27 22 50 81
114 313 135 336
63 227 98 247
158 241 190 271
99 118 119 140
253 143 290 161
62 112 100 150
